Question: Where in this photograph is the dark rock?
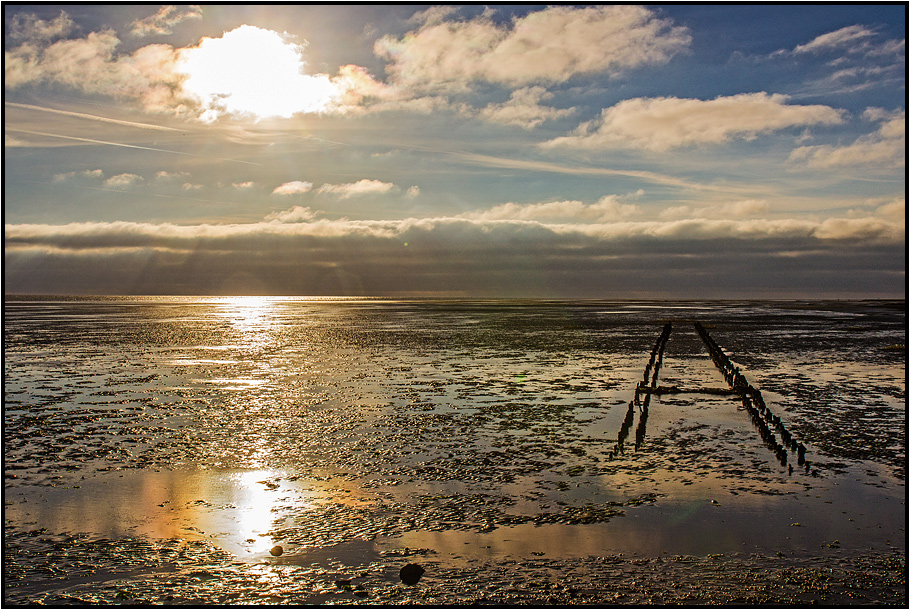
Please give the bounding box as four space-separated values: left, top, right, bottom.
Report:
269 545 283 556
400 563 425 585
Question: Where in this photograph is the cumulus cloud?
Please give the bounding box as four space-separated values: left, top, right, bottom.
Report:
375 5 690 90
477 86 575 129
317 179 397 198
544 93 845 151
462 195 641 222
130 5 203 37
660 200 770 220
155 170 190 181
6 10 75 42
272 181 314 196
4 26 189 113
53 169 104 182
406 186 420 198
104 173 143 188
4 20 390 120
265 206 317 223
789 110 905 168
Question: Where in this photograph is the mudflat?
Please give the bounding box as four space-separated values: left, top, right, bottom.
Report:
4 298 906 604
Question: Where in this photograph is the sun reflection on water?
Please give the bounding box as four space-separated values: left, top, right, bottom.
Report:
229 470 285 555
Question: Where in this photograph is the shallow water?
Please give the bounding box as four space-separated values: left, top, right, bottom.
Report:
3 297 906 604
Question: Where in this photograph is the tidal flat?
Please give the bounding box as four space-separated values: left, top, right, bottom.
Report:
3 297 906 605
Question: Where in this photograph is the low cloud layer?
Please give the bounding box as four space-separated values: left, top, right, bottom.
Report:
5 204 903 297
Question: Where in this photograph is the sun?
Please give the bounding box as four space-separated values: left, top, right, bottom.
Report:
177 25 341 121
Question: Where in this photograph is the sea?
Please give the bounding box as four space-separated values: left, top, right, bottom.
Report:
3 296 906 604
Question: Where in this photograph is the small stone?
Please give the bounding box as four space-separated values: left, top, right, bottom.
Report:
269 545 283 556
399 563 425 585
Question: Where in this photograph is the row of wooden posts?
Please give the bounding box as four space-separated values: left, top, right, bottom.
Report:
607 322 808 471
694 322 808 470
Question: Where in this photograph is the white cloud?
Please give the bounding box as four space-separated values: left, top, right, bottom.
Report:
156 170 190 181
406 186 420 198
477 86 574 129
130 5 203 38
232 181 256 190
53 169 104 182
317 179 397 198
659 200 770 220
265 206 317 223
375 5 690 90
182 183 204 191
4 29 189 114
789 111 905 168
104 173 143 188
544 93 845 151
5 210 902 252
793 25 877 54
272 181 314 196
4 23 389 120
463 194 640 222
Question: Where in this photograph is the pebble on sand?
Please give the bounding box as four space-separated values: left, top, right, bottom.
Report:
400 563 425 585
270 545 283 556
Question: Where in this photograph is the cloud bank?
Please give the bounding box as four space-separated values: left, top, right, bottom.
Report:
5 202 903 297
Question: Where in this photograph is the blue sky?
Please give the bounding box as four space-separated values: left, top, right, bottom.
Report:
4 4 905 297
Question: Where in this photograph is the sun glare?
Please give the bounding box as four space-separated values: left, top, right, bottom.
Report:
177 25 340 120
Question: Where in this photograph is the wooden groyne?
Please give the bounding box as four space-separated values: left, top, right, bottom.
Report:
694 322 808 470
608 321 808 472
608 322 671 458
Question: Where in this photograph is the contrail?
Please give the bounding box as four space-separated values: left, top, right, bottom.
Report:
450 151 712 192
7 128 262 166
5 102 184 132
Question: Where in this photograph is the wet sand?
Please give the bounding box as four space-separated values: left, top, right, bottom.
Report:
3 298 906 604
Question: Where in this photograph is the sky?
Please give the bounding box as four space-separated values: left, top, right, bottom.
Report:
3 4 906 298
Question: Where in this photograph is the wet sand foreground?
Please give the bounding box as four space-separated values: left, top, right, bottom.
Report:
3 298 906 605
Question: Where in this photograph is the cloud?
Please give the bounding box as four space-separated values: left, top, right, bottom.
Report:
232 181 256 190
5 211 902 254
793 25 877 54
544 93 845 151
406 186 420 198
6 10 75 42
660 200 770 220
53 169 104 182
317 179 397 198
130 5 203 37
375 5 690 90
5 211 903 297
4 22 387 120
4 28 189 113
104 173 143 188
462 194 641 222
265 206 317 223
477 86 574 129
272 181 314 196
789 110 905 168
155 170 190 181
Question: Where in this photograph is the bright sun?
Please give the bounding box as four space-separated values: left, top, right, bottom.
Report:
177 25 340 121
